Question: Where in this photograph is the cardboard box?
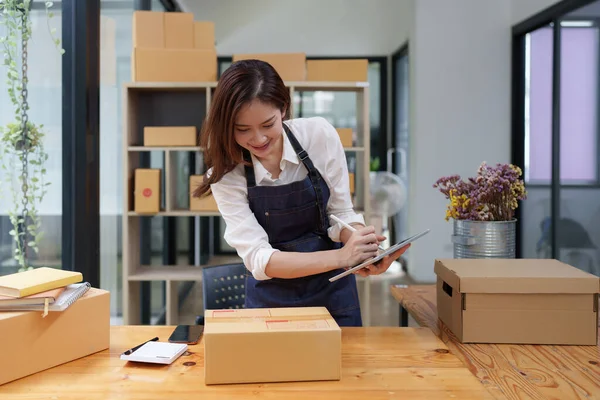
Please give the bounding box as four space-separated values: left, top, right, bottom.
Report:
190 175 219 212
232 52 306 81
0 288 110 385
144 126 197 147
132 10 164 48
348 172 355 194
134 169 161 213
306 59 369 82
164 12 194 49
335 128 353 147
194 21 215 49
204 307 341 385
434 258 600 345
132 48 217 82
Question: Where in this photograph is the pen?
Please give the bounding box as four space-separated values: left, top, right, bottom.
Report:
330 214 386 251
122 336 159 355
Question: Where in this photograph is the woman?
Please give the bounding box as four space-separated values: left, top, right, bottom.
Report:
193 59 410 327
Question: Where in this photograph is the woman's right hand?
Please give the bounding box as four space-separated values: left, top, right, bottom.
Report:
338 226 381 268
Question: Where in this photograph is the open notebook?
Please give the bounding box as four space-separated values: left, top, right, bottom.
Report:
0 282 91 316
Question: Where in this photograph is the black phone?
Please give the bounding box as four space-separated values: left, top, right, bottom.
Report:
168 324 204 344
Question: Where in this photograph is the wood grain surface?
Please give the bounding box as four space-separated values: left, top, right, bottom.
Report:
391 284 600 400
0 326 494 399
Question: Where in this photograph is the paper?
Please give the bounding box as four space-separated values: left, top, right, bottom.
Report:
120 341 188 365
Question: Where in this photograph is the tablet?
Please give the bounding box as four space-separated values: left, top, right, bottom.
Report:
328 229 430 282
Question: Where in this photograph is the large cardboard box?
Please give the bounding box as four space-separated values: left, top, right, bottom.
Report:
132 48 217 82
164 12 194 49
335 128 353 147
144 126 197 147
194 21 215 49
204 307 341 385
0 288 110 385
232 53 306 81
434 258 600 345
306 59 369 82
189 175 219 212
134 168 161 213
132 11 164 48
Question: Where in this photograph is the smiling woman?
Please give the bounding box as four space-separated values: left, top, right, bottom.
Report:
192 59 410 327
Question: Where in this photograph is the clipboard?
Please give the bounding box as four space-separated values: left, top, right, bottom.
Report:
329 229 430 282
120 341 188 365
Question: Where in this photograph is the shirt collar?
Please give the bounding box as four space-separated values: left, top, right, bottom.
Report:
251 127 300 184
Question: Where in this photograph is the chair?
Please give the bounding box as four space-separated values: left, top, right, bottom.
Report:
195 263 247 325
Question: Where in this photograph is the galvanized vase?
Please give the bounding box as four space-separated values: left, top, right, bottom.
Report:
451 219 517 259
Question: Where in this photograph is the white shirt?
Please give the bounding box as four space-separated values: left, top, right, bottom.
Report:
209 116 365 281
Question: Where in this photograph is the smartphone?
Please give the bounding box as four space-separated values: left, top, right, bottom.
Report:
168 324 204 344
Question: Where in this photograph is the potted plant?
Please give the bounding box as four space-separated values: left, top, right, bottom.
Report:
0 0 63 272
433 162 527 258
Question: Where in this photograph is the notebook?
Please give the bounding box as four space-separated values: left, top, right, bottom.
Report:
0 267 83 298
0 282 91 316
120 341 188 365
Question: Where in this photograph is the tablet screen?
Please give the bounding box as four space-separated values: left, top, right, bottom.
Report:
328 229 430 282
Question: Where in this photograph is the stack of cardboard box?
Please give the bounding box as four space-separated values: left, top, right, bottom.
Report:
131 11 217 82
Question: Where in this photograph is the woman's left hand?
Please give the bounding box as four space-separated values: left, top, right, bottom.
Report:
353 243 411 277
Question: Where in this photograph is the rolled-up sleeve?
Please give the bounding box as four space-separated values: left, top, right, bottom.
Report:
310 118 366 242
209 168 278 280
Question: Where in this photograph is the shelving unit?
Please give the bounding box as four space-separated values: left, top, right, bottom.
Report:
122 80 371 325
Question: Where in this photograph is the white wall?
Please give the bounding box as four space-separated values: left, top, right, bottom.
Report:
511 0 562 24
178 0 411 56
406 0 513 282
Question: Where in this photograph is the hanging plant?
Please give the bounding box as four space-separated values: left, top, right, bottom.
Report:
0 0 63 272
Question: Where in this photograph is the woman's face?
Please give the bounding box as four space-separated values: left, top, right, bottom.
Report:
234 99 285 161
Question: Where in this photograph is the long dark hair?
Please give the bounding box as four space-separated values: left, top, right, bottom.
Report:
192 59 291 198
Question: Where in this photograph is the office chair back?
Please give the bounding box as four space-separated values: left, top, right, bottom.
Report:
196 263 247 325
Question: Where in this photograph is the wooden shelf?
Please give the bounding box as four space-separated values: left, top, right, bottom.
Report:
128 146 202 152
123 81 368 92
129 257 242 281
127 210 220 217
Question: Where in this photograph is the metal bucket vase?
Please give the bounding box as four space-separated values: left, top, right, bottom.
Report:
451 219 516 259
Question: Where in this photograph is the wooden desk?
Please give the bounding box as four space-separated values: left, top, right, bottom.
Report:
0 326 493 399
391 284 600 400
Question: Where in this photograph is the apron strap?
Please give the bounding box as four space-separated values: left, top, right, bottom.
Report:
242 149 256 188
283 123 328 231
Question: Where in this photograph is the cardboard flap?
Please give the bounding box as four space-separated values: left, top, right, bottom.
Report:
434 259 461 291
435 259 600 294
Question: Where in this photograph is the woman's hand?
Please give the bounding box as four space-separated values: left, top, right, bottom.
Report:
353 243 411 277
337 226 381 268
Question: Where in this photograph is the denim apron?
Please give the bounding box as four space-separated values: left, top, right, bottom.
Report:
243 123 363 327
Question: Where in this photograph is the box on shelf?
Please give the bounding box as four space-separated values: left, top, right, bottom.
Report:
132 10 164 48
204 307 341 385
306 59 369 82
348 172 355 194
434 258 600 345
232 52 306 81
190 175 219 212
194 21 215 49
134 169 161 213
0 288 110 386
335 128 353 147
165 12 194 49
132 48 217 82
143 126 197 147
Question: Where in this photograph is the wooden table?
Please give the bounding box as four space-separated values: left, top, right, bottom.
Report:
0 326 494 399
391 284 600 400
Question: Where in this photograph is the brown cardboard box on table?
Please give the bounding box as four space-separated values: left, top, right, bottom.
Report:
189 175 219 212
144 126 197 147
306 59 369 82
232 53 307 81
203 307 341 385
434 258 600 345
335 128 353 147
0 288 110 385
134 168 161 213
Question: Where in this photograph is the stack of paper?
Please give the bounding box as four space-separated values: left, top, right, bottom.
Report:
0 268 90 316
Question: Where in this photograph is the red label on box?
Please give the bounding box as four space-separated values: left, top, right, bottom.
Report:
143 188 152 197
